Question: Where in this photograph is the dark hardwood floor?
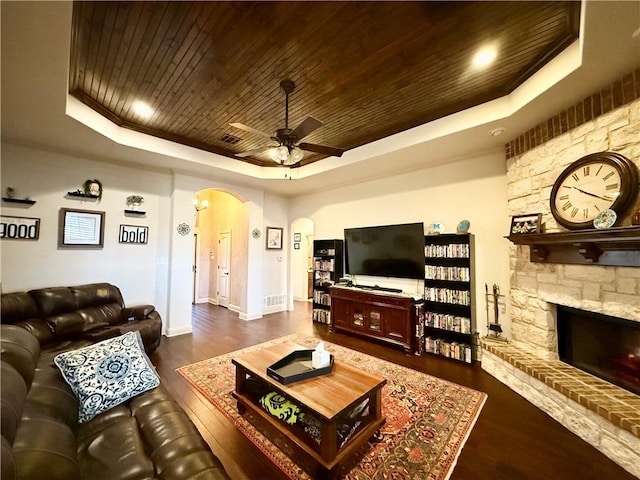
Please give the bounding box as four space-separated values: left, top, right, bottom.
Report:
151 302 635 480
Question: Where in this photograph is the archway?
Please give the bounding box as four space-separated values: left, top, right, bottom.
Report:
194 188 248 313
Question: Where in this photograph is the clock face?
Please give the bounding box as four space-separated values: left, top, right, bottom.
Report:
553 161 620 223
550 152 639 230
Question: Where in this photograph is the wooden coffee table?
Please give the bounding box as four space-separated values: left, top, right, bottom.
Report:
231 342 386 479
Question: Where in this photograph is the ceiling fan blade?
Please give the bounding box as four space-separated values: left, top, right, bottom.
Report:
229 122 272 139
235 146 273 158
291 116 324 141
298 142 345 157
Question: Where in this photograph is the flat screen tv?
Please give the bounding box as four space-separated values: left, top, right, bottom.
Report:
344 222 425 280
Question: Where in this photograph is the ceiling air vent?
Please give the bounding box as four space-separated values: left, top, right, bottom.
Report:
220 133 242 145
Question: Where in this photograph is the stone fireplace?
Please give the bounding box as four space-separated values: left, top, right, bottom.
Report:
481 73 640 478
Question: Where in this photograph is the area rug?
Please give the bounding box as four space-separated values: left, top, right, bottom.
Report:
177 333 487 480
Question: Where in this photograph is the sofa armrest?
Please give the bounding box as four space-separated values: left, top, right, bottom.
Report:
121 305 156 322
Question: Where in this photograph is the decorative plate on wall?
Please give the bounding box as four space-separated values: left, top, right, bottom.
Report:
177 223 191 236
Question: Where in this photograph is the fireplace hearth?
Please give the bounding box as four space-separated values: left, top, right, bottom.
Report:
557 305 640 396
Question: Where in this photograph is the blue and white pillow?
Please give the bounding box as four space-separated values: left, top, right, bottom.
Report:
54 331 160 423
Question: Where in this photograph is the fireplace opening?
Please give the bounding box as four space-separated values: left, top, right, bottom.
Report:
557 305 640 396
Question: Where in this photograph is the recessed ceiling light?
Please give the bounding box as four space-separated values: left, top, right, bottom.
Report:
132 100 153 118
472 46 498 68
489 127 505 137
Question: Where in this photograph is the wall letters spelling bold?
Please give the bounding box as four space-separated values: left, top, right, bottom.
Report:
0 216 40 240
119 225 148 244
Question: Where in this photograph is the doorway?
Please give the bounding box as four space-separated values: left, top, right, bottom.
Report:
290 218 314 303
217 230 231 308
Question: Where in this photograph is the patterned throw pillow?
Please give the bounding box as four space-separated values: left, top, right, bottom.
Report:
54 331 160 423
259 391 302 425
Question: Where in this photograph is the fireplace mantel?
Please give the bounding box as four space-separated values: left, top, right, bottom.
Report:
507 226 640 267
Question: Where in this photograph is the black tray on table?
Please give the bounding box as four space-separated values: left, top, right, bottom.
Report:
266 349 334 385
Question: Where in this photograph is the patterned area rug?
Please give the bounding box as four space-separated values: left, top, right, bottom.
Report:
177 333 487 480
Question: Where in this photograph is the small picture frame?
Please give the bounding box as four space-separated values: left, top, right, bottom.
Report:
294 242 300 250
510 213 543 235
266 226 283 250
59 208 105 248
294 233 301 242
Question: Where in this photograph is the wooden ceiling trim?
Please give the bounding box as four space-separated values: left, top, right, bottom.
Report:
109 3 158 116
102 3 138 111
70 1 581 168
152 15 224 132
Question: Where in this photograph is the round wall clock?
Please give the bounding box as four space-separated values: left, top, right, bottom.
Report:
549 152 639 230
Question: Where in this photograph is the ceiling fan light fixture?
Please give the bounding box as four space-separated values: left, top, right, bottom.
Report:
269 146 288 163
268 145 304 165
288 147 304 165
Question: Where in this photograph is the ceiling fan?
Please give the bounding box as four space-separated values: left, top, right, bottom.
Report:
230 79 345 166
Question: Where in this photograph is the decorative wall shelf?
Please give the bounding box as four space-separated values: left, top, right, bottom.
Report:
124 209 146 216
66 191 98 199
2 197 36 205
507 226 640 267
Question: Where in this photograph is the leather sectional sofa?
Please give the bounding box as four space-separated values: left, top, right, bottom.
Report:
1 283 230 480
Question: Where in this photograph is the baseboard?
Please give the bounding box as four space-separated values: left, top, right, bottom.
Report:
208 297 218 305
239 311 263 321
165 325 193 337
263 304 286 315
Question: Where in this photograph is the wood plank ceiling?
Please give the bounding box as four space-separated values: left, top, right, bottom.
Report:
69 1 580 168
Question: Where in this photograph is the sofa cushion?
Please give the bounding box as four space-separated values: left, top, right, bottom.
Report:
0 293 53 345
71 283 123 310
54 331 160 423
1 292 39 323
29 287 77 317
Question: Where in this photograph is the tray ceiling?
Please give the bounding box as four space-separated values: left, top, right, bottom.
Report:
69 1 580 168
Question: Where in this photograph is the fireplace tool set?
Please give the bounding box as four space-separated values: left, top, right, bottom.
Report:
485 283 507 342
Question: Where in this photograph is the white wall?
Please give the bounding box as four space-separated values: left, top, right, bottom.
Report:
0 142 172 323
262 193 289 314
1 142 291 332
289 150 512 337
290 217 313 302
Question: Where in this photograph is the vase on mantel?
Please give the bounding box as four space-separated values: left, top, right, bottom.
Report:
632 208 640 226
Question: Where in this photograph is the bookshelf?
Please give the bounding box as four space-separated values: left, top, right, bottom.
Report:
423 233 475 363
312 239 344 325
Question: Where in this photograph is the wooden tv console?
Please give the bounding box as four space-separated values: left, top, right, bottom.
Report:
329 286 419 354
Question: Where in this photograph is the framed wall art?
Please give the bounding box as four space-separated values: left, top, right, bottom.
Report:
510 213 543 235
266 226 283 250
0 215 40 240
119 224 148 244
59 208 105 248
294 233 301 242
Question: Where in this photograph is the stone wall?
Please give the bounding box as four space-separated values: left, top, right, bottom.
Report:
506 97 640 359
482 74 640 477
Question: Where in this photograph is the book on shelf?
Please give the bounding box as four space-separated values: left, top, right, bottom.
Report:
313 290 331 306
424 287 470 306
424 265 470 281
424 243 470 258
424 337 472 362
313 258 335 272
313 309 331 324
424 311 471 333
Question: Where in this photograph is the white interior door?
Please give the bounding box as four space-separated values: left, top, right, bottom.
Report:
217 230 231 308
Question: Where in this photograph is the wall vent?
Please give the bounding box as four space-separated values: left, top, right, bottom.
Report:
220 133 242 144
264 294 286 307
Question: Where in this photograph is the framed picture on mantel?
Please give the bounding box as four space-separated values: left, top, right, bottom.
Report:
510 213 543 235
